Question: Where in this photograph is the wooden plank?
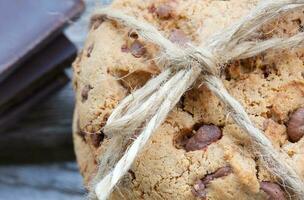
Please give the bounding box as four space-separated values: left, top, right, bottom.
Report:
0 80 75 163
0 162 85 200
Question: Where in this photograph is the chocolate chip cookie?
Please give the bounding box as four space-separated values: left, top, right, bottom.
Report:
73 0 304 199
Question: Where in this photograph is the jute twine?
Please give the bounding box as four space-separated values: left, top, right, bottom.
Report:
88 1 304 199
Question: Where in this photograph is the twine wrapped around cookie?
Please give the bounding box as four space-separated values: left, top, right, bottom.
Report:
88 1 304 199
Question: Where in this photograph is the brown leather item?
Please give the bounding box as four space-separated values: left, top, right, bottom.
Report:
0 0 84 82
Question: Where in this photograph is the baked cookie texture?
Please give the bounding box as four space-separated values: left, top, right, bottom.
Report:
72 0 304 199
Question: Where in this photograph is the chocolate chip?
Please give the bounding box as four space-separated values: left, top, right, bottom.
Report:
193 180 207 198
128 170 136 180
77 130 86 141
90 131 105 148
76 120 86 142
193 166 232 199
287 107 304 142
169 29 190 46
292 19 303 32
260 181 286 200
261 65 271 78
185 125 222 151
86 44 94 57
81 84 93 103
148 4 156 13
208 166 232 180
128 30 139 39
155 4 173 20
121 43 130 53
130 40 146 58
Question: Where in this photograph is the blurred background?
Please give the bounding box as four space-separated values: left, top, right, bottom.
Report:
0 0 110 199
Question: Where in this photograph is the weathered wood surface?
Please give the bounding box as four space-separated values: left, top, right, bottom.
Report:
0 0 110 199
0 81 76 163
0 162 85 200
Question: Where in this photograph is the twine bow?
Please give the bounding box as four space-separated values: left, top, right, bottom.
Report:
88 1 304 199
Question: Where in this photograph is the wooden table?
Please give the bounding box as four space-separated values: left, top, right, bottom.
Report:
0 0 111 199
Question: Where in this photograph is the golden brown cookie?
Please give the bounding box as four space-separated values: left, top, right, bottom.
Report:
73 0 304 199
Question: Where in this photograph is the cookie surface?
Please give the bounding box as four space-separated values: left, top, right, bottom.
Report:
73 0 304 199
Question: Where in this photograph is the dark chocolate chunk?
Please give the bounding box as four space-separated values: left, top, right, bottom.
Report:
90 131 105 148
300 25 304 32
0 34 76 108
185 125 222 151
260 181 286 200
0 0 84 82
206 166 232 181
148 4 156 13
81 84 93 103
128 30 139 39
121 43 130 53
0 34 76 131
287 107 304 142
193 166 232 199
77 130 87 141
130 40 146 58
128 170 136 180
155 4 173 20
193 179 207 198
261 65 271 78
